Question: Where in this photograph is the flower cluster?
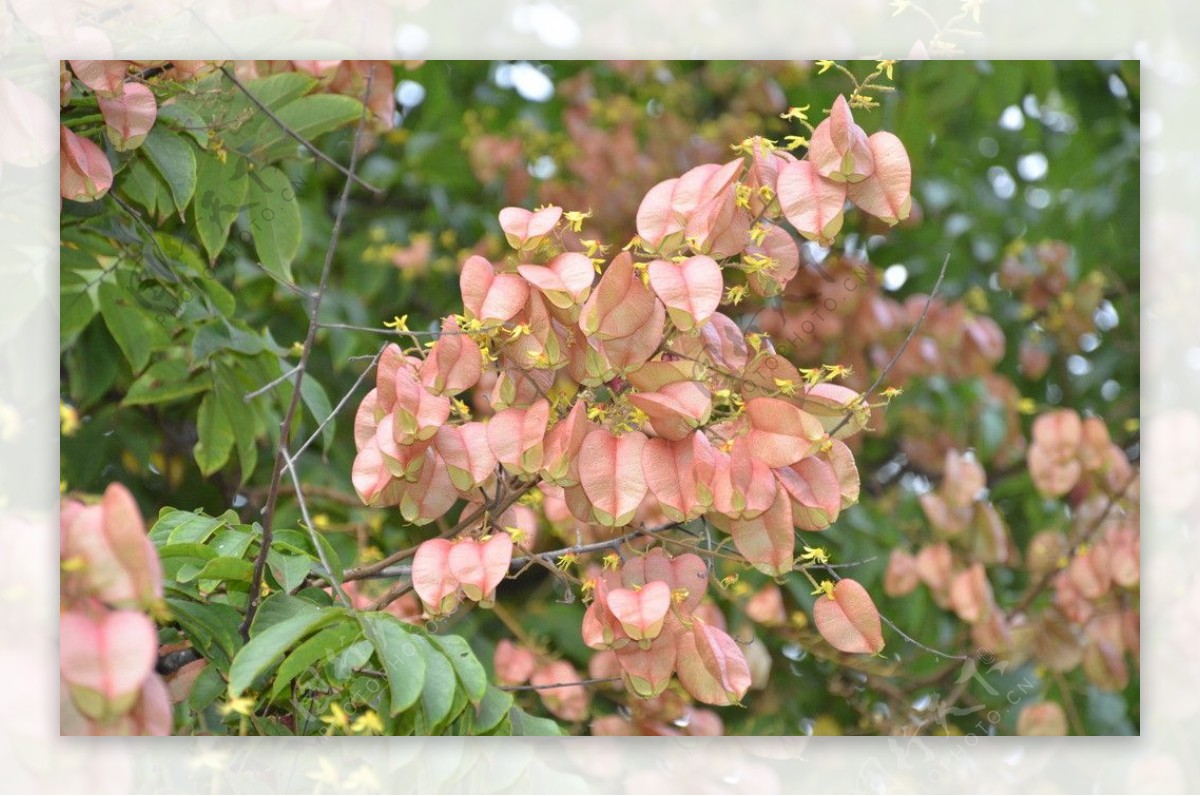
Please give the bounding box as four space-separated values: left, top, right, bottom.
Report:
60 484 171 735
352 95 912 706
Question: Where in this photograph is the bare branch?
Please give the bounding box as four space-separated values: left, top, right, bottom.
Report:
282 450 352 608
240 66 377 640
829 252 951 437
499 677 621 692
244 364 301 403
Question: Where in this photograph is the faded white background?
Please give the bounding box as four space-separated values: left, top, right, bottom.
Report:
2 0 1190 792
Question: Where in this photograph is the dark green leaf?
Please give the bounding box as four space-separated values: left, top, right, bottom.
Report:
270 619 363 698
142 127 198 214
428 634 487 703
123 358 208 406
508 705 566 736
97 279 169 372
266 549 313 593
194 391 234 476
229 607 346 697
181 556 254 583
245 166 301 282
473 686 513 734
249 94 364 163
249 592 320 638
194 152 250 262
358 612 426 716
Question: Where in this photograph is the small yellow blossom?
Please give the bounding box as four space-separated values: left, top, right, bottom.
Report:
219 695 256 718
811 579 836 600
783 135 808 151
780 105 810 121
800 545 829 565
876 60 898 81
321 702 351 733
60 403 80 436
383 315 409 332
774 378 797 396
563 209 592 232
351 710 384 735
724 285 747 306
555 553 578 572
602 552 621 571
815 60 836 75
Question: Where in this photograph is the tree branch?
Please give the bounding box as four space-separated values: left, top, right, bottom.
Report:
239 65 377 640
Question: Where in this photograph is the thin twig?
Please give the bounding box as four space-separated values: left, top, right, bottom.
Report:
244 364 301 402
240 66 376 640
283 450 352 608
500 677 621 692
290 345 384 462
218 65 383 196
828 252 951 437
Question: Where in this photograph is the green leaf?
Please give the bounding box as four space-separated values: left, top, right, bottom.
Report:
238 72 317 113
266 549 312 593
142 127 198 214
508 705 566 736
229 607 346 697
194 391 234 476
119 156 174 219
61 267 98 343
415 634 458 729
299 373 335 453
97 280 169 373
215 363 259 483
358 613 426 716
194 151 249 262
249 94 365 163
270 619 363 698
123 358 208 406
249 592 319 637
245 166 301 282
166 599 243 670
331 640 373 682
428 634 487 703
160 511 225 545
188 663 226 712
473 686 514 734
156 102 211 148
157 542 218 562
181 556 254 583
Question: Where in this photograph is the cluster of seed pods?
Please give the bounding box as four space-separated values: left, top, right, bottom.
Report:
352 95 913 705
60 484 171 735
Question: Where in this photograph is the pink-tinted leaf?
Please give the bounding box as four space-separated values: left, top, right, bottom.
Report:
808 95 875 183
396 450 458 525
777 159 846 244
375 415 432 481
822 438 861 509
99 483 162 607
846 131 912 225
486 399 550 475
636 177 686 253
1016 701 1068 736
685 187 751 259
776 456 842 530
744 397 826 468
745 583 788 626
812 578 885 655
518 252 594 310
433 422 496 492
60 609 157 720
745 223 800 297
420 316 482 395
69 60 130 97
531 660 589 721
597 297 664 374
353 388 381 448
675 621 751 706
641 435 706 522
494 640 537 686
697 312 750 371
60 125 112 202
614 635 677 698
498 205 562 250
540 401 593 485
1032 409 1082 458
97 82 156 151
628 381 712 442
606 581 671 642
1028 444 1082 498
351 438 404 506
949 563 995 624
727 488 794 576
392 365 451 443
883 549 919 597
374 343 412 410
799 383 863 437
448 533 512 607
579 251 659 340
647 255 723 331
618 548 708 613
459 255 529 324
710 440 777 520
579 428 648 527
411 538 460 617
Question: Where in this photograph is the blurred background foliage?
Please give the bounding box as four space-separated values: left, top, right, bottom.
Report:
59 59 1139 735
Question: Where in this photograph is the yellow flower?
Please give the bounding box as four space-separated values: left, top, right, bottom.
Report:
602 552 621 571
800 545 829 564
783 135 808 151
351 710 384 735
219 695 256 717
774 378 797 396
724 285 747 306
563 209 592 232
780 105 810 121
815 60 836 75
811 579 836 600
384 314 409 332
876 60 898 81
59 402 80 437
320 702 351 733
555 553 578 572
